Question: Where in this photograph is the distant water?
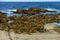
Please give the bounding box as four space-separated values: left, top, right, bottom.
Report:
0 2 60 26
0 2 60 14
0 2 60 9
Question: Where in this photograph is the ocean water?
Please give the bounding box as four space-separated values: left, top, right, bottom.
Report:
0 2 60 9
0 2 60 15
0 2 60 26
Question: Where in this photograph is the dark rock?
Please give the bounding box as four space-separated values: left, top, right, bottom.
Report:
12 8 56 15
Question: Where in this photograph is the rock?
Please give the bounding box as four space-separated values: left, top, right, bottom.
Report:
28 8 49 12
0 24 5 30
12 8 56 15
44 23 58 32
0 11 7 17
12 9 25 14
53 26 60 33
8 20 14 24
0 10 60 34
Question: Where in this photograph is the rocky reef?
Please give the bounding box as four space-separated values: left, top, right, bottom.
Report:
0 8 60 34
12 8 56 15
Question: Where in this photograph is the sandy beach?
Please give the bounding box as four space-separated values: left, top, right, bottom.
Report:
0 30 60 40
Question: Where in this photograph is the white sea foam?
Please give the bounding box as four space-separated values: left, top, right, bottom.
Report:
40 8 60 15
46 8 60 13
46 8 57 11
24 8 29 10
53 23 60 27
0 9 17 17
9 9 17 12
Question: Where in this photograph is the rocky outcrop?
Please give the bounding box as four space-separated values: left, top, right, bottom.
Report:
0 11 7 17
53 26 60 33
0 14 59 34
44 23 60 33
0 9 60 34
44 23 58 32
12 8 56 15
